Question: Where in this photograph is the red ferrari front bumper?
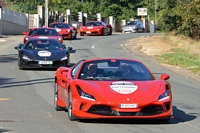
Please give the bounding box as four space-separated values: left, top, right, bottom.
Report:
80 29 102 36
71 97 173 119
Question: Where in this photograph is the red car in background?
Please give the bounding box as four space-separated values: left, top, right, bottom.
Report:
22 28 63 44
80 21 112 36
54 58 173 122
49 22 77 40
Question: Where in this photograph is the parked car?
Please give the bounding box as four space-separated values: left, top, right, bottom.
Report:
122 20 145 33
54 58 172 122
14 38 72 70
80 21 112 36
22 28 63 44
49 22 77 40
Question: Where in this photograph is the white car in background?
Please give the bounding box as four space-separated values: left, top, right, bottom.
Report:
122 20 145 33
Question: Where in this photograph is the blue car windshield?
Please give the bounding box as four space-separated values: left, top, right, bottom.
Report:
25 39 62 50
78 59 154 81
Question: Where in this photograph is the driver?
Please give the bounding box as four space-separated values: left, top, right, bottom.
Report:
86 63 104 78
115 63 133 77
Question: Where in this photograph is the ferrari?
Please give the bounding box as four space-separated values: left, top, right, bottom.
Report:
80 21 112 36
54 58 173 122
22 27 63 44
49 22 77 40
14 38 72 70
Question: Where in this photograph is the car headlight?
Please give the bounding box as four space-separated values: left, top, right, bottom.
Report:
60 56 68 61
76 85 96 101
22 55 30 60
158 90 169 101
25 37 28 40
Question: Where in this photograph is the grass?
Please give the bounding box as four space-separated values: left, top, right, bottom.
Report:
156 44 200 74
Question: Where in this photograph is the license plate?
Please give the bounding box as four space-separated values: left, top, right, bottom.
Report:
87 27 93 29
38 61 53 64
86 31 91 34
120 104 138 108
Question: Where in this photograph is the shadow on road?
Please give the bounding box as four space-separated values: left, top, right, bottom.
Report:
0 77 54 89
0 54 17 63
0 129 12 132
78 106 196 125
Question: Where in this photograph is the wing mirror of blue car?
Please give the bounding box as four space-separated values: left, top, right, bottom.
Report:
160 74 170 80
14 46 19 50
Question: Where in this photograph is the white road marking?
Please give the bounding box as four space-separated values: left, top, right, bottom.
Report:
0 39 6 42
91 44 95 49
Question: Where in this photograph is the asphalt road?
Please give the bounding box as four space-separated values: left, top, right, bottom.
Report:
0 33 200 133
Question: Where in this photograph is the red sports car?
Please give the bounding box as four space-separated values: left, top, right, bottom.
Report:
80 21 112 36
54 58 173 121
22 28 63 44
49 22 77 40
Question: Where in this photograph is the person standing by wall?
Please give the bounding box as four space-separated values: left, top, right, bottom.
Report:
59 14 65 22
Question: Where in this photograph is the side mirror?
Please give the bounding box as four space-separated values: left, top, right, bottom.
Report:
22 32 27 35
14 46 19 50
15 43 24 50
160 74 170 80
68 47 73 51
72 26 76 30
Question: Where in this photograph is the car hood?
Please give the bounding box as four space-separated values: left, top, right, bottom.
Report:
21 49 67 60
75 80 164 102
55 28 70 34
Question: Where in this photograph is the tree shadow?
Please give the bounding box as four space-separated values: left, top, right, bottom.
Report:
78 106 196 125
0 77 54 89
0 54 17 63
0 129 12 132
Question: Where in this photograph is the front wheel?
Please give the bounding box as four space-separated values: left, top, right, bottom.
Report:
68 89 77 121
18 56 23 70
101 29 104 36
54 82 63 111
108 27 112 35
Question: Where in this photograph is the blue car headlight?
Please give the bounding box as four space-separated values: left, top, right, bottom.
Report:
76 85 96 101
22 55 30 60
60 56 68 61
158 90 169 101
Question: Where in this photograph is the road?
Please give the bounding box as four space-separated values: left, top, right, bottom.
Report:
0 33 200 133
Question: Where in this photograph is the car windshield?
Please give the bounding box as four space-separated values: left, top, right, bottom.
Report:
50 23 70 28
28 29 59 36
78 59 154 81
85 22 102 26
25 39 62 50
125 21 137 26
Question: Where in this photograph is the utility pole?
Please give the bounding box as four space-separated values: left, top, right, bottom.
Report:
45 0 48 27
155 0 158 25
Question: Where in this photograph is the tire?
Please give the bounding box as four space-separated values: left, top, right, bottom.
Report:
70 32 73 40
108 27 112 35
54 82 63 111
74 31 77 39
68 89 77 121
101 28 104 36
18 56 23 70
